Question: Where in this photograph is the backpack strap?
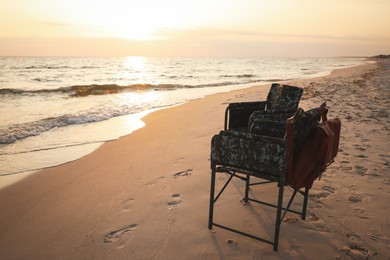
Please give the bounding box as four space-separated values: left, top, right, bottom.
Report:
319 102 328 122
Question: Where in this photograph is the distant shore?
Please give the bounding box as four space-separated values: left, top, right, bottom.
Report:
0 60 388 259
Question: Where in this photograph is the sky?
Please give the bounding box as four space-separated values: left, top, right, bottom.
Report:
0 0 389 57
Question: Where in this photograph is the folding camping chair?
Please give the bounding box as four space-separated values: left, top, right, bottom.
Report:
208 83 316 251
224 83 303 134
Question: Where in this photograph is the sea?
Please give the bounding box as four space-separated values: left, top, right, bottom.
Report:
0 56 367 186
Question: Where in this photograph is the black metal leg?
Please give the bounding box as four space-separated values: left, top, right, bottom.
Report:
281 190 297 222
244 174 250 202
273 179 285 251
301 187 309 220
207 166 307 251
208 162 216 229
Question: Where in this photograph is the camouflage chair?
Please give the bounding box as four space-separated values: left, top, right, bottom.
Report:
224 83 303 136
209 98 323 252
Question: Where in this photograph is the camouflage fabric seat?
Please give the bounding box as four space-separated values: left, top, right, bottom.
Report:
209 96 323 251
225 83 303 135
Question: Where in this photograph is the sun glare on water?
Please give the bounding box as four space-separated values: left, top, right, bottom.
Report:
121 56 151 82
125 56 146 71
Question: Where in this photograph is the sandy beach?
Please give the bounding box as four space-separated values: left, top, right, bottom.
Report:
0 59 389 259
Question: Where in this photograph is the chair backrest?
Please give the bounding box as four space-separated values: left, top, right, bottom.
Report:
266 83 303 112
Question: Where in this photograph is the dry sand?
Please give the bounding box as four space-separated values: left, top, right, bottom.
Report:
0 60 389 259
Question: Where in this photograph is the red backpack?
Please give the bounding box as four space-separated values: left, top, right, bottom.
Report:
286 104 341 189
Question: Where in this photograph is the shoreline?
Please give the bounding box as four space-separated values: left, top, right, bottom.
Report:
0 108 164 189
0 60 388 259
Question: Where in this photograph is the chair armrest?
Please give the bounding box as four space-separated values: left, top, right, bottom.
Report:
247 110 296 138
225 101 267 131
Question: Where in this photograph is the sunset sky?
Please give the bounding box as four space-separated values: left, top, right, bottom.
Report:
1 0 389 57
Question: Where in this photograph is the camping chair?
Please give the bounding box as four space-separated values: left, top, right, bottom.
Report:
208 84 318 251
224 83 303 136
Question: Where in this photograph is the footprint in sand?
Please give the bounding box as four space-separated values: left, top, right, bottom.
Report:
307 223 329 233
355 165 368 175
379 153 390 167
340 161 353 173
283 216 299 223
172 157 185 165
167 194 182 209
369 234 390 246
310 190 331 201
354 208 369 220
173 169 192 179
122 198 135 212
318 191 332 198
171 193 181 199
308 213 319 222
321 185 335 194
366 168 380 178
309 204 322 209
146 176 165 186
379 153 390 159
103 224 139 246
349 195 363 203
347 233 362 243
341 165 353 173
339 243 369 259
353 144 367 152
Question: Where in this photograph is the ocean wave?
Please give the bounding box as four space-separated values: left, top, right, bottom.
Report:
0 108 137 145
0 80 265 98
0 75 289 98
0 77 288 99
220 74 256 78
9 65 101 71
81 66 100 69
23 65 71 70
0 84 178 97
32 78 61 83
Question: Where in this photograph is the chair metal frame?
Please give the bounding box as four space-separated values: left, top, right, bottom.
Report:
208 163 309 251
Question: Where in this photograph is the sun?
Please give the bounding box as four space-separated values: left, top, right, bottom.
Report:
85 1 180 41
23 0 198 41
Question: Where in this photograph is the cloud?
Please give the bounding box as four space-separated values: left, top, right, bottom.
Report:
159 27 390 43
151 28 390 56
1 27 389 57
40 21 73 27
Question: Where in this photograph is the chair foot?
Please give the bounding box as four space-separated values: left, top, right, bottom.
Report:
301 187 309 220
244 174 250 202
208 163 216 230
273 179 284 252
